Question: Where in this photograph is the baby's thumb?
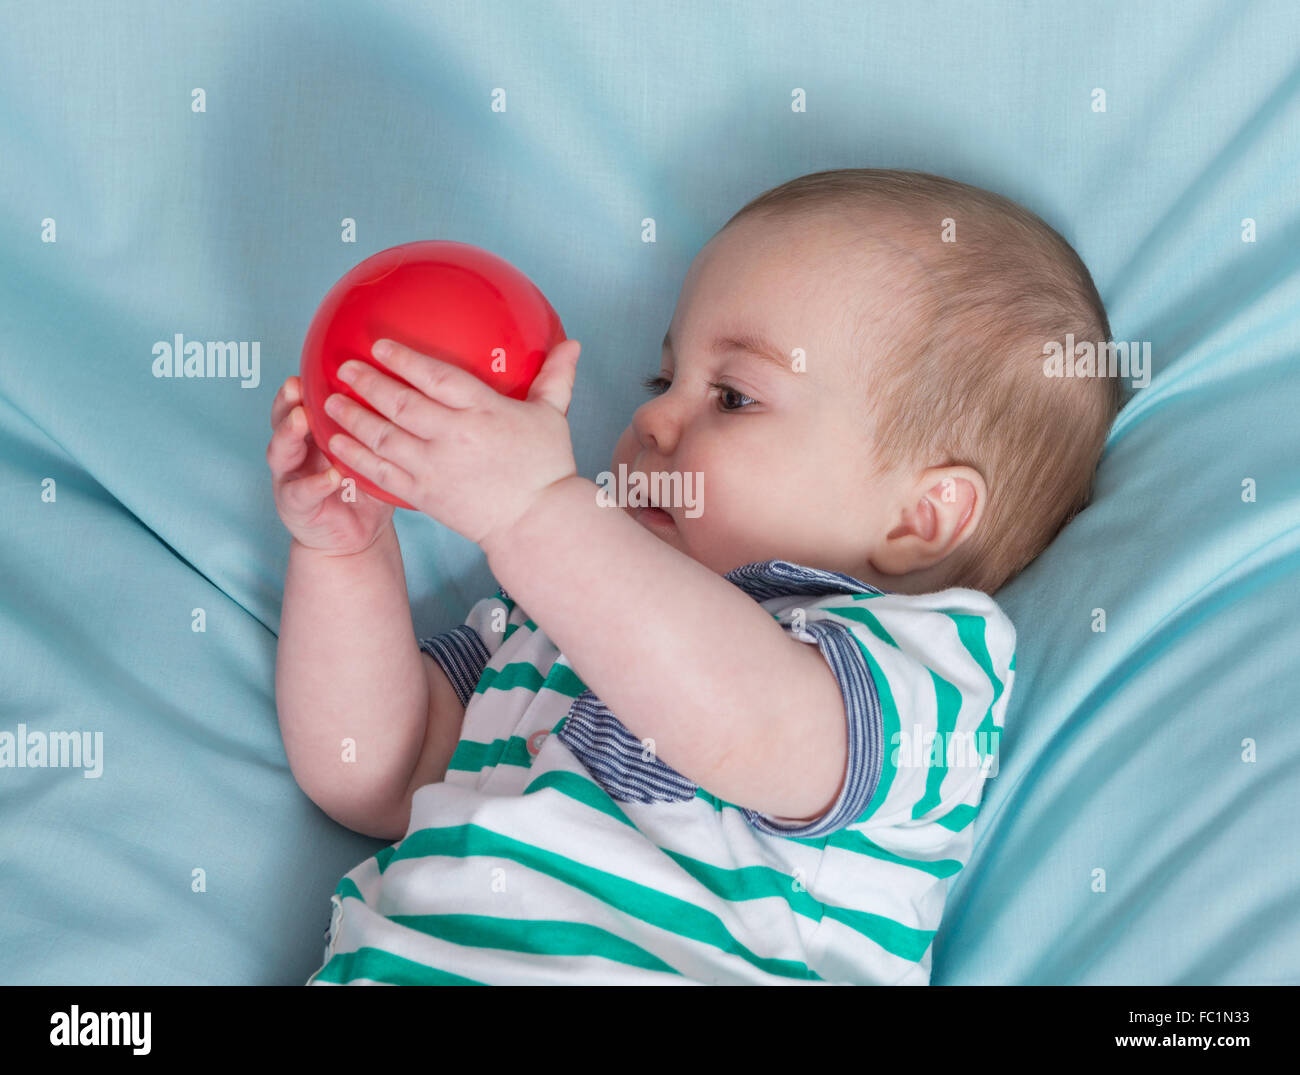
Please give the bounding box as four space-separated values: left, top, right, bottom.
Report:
527 339 581 416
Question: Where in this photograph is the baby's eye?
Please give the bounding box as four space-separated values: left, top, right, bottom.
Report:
639 374 758 412
709 381 758 412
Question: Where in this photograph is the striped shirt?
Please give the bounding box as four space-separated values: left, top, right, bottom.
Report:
307 559 1015 985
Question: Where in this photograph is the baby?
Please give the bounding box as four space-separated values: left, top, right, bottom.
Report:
269 168 1118 985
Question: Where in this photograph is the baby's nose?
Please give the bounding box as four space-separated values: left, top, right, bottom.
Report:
633 396 681 455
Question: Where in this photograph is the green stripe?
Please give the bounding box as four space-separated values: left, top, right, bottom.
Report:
693 786 733 814
827 831 964 879
542 661 587 697
472 659 588 699
385 824 824 981
334 876 365 903
911 669 963 820
658 847 934 958
821 904 935 962
313 945 485 985
935 803 978 832
659 849 826 919
387 913 683 976
474 661 544 695
447 734 534 772
521 769 637 828
948 614 1005 788
949 612 1003 706
820 604 898 647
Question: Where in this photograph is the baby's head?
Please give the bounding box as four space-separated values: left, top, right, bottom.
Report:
610 168 1119 594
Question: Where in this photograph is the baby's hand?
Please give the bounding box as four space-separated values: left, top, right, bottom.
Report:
266 375 395 556
321 338 581 553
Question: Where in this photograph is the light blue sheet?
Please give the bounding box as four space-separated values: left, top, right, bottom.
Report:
1 0 1296 984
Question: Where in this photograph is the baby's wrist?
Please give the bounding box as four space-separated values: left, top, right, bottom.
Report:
291 522 396 562
481 474 588 567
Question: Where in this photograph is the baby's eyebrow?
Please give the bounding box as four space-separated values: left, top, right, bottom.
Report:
662 329 792 374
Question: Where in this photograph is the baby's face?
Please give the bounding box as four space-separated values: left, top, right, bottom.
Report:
610 211 919 580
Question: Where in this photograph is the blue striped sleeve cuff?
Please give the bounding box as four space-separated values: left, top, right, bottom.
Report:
743 618 884 839
417 624 492 708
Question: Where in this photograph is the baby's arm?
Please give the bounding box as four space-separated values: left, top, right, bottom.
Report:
482 477 849 822
276 522 465 840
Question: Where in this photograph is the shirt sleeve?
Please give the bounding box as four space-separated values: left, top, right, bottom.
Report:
415 587 516 708
743 586 1015 840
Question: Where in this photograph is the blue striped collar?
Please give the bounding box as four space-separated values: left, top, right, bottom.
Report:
723 559 884 600
495 559 885 608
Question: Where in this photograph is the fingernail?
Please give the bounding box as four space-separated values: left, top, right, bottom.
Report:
327 467 340 485
337 362 357 383
372 340 393 359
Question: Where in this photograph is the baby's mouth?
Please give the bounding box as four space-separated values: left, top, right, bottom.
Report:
635 505 676 529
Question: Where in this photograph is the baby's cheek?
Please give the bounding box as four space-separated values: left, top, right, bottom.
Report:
689 469 748 543
717 478 790 545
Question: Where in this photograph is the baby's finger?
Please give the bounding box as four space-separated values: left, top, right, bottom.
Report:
279 464 342 515
270 376 303 432
266 404 312 478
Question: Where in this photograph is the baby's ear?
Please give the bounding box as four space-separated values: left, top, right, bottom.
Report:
870 465 986 577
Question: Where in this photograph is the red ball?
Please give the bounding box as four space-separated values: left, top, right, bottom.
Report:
300 240 566 509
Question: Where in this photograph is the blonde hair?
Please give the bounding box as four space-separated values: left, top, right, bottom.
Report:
723 168 1121 594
